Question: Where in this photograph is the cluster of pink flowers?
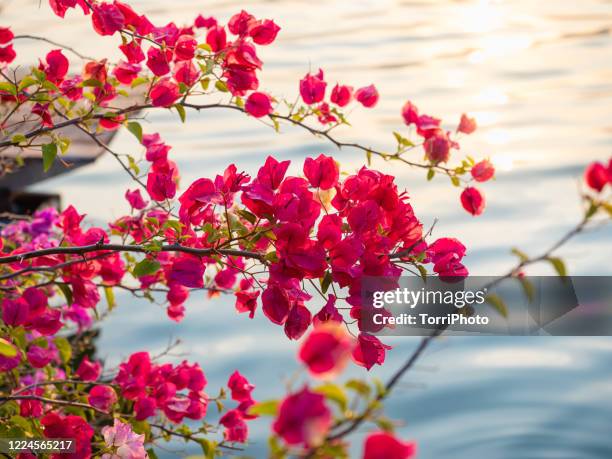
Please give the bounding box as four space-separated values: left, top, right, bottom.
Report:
271 382 416 458
114 351 207 423
0 26 16 64
297 68 379 124
219 371 258 442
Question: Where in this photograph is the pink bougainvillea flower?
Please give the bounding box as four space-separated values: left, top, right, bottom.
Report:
150 78 180 107
113 60 141 85
195 14 217 29
26 345 55 368
284 304 312 340
146 47 172 76
142 133 171 163
225 41 262 70
0 27 13 44
125 188 148 210
228 10 256 36
119 41 145 64
76 356 102 381
0 44 16 64
584 161 608 192
42 413 94 458
134 397 156 420
2 298 28 326
460 186 486 216
330 83 353 107
83 59 108 84
299 323 353 378
30 308 63 336
313 295 343 327
99 114 125 131
457 113 477 134
91 3 125 36
224 65 259 96
206 25 227 52
173 60 200 86
167 254 205 288
40 49 69 84
300 69 326 105
352 333 391 370
424 130 450 164
227 370 255 402
416 114 441 138
262 284 291 325
101 419 146 459
219 409 249 442
174 34 197 61
273 387 332 447
363 431 417 459
354 84 379 108
245 91 273 118
303 154 339 190
249 19 281 45
401 100 419 126
234 290 259 318
471 159 495 182
31 103 53 128
88 385 117 411
427 238 467 268
48 0 89 18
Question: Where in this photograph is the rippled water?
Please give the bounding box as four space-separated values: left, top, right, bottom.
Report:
4 0 612 457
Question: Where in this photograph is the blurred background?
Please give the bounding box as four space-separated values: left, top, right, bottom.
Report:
3 0 612 457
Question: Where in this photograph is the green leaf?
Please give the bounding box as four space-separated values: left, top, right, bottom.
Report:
511 247 529 263
174 104 186 123
314 383 348 412
18 76 38 92
547 257 567 277
485 293 508 318
0 81 17 95
375 416 396 433
427 168 435 181
215 80 228 92
11 134 27 144
104 286 116 310
58 283 74 305
126 121 143 142
585 201 599 219
320 271 333 294
81 78 103 88
518 276 535 302
42 143 58 172
131 77 148 88
417 264 428 282
146 449 159 459
248 399 279 417
236 209 257 225
345 379 371 397
199 438 216 459
57 137 71 154
450 176 460 187
133 259 161 277
0 338 17 358
54 337 72 364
